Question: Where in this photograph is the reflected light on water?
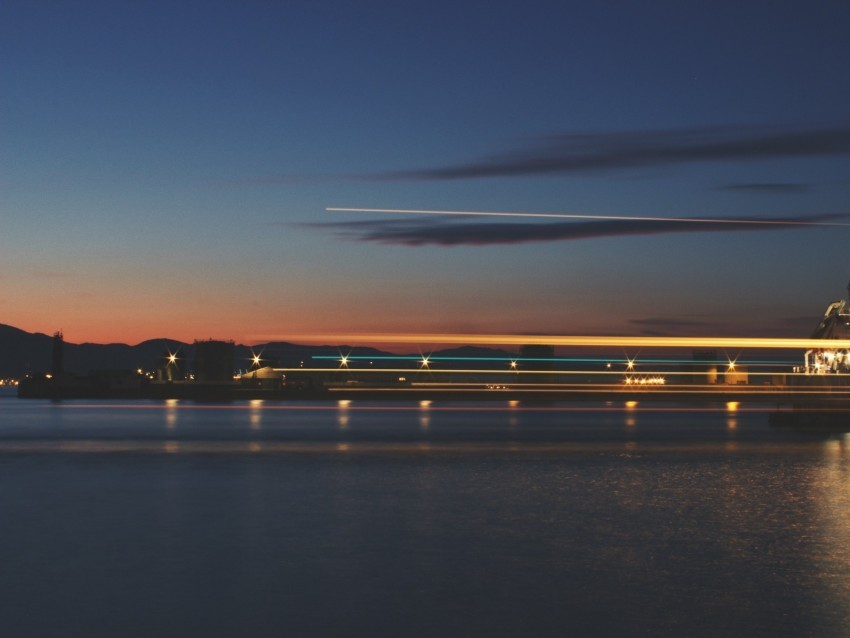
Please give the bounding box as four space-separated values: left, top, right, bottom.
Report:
165 398 179 430
726 402 740 429
814 437 850 623
419 400 431 429
624 400 638 427
337 399 351 429
249 399 263 430
508 401 519 427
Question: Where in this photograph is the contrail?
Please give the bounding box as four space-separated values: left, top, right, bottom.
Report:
326 207 850 227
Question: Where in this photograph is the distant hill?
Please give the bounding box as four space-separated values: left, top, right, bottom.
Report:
0 324 517 377
0 324 189 377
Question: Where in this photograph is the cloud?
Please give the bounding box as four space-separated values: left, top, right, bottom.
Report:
310 212 850 247
720 183 811 193
377 125 850 180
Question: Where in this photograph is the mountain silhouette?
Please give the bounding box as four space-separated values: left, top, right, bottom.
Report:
0 324 515 377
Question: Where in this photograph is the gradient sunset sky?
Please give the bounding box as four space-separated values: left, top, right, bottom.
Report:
3 1 850 345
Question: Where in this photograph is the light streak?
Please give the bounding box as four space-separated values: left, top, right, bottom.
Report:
326 207 850 228
34 402 830 414
269 333 850 350
277 367 798 376
327 385 850 396
310 355 798 365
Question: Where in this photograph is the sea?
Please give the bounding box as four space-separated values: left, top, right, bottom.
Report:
3 386 850 637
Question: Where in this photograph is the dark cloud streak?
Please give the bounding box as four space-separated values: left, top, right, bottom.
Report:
720 183 811 193
377 126 850 181
310 213 850 247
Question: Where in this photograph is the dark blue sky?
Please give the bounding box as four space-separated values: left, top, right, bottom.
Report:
2 1 849 343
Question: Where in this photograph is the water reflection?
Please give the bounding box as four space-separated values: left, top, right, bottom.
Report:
337 400 350 429
164 398 179 430
508 400 519 427
625 400 637 428
419 400 431 429
726 401 739 430
812 437 850 631
249 399 263 430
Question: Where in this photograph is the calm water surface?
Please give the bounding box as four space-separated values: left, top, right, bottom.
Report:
3 389 850 637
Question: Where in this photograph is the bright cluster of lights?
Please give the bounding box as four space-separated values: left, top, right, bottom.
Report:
806 349 850 374
624 376 666 386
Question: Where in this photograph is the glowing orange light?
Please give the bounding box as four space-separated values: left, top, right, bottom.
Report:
271 333 850 350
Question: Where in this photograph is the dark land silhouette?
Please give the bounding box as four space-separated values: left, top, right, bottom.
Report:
0 323 514 379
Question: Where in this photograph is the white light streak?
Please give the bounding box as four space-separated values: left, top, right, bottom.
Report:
327 207 850 228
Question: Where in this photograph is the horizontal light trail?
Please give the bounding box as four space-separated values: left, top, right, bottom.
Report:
271 333 850 350
327 207 850 228
279 367 804 376
329 386 850 395
1 441 826 456
311 355 798 365
408 382 746 388
48 402 783 414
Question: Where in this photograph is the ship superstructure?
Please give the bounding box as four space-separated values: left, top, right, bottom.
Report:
804 281 850 373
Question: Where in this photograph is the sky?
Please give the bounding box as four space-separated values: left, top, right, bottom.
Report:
2 0 850 346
